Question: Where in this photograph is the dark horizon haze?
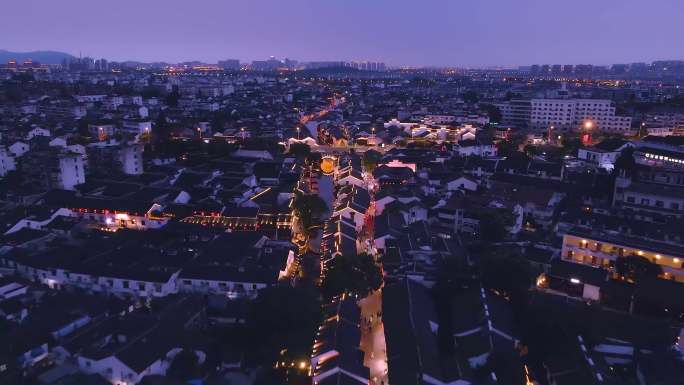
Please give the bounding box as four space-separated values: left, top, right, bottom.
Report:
1 0 682 67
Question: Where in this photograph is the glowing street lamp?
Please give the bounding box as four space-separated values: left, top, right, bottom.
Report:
640 122 647 138
584 120 593 130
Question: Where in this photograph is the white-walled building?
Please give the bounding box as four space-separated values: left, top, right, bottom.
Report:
119 144 144 175
74 94 107 103
26 127 51 140
529 99 633 134
57 153 85 190
0 146 17 177
122 119 152 136
88 123 117 139
9 141 30 157
577 140 634 170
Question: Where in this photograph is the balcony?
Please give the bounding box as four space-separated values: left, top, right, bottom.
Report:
565 244 619 263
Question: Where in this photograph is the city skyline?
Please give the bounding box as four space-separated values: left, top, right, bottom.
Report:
2 0 683 67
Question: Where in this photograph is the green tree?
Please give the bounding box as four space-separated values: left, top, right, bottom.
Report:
245 286 322 365
165 86 180 107
463 90 479 105
291 192 328 237
323 253 383 298
167 349 200 380
480 252 534 303
480 103 502 123
613 147 636 177
153 110 171 144
362 149 383 172
496 131 526 157
475 208 515 242
561 132 583 156
616 255 662 283
288 142 312 163
523 144 537 157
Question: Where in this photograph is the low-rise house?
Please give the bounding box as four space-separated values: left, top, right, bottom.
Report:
577 139 633 170
560 228 684 283
453 138 497 158
332 186 370 231
383 279 515 385
0 290 127 384
311 296 368 385
541 259 608 301
58 296 206 385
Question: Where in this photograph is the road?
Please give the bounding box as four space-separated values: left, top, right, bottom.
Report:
359 290 388 385
290 173 335 287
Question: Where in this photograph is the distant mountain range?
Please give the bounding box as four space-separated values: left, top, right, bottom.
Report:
0 50 76 64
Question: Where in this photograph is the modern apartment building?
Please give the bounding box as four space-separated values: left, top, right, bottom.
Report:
529 99 632 133
561 229 684 283
613 138 684 219
496 99 531 128
498 98 633 134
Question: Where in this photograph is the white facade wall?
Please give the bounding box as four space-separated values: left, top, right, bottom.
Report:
13 262 179 297
119 145 144 175
446 177 478 192
75 95 107 103
455 144 497 157
530 99 632 134
4 208 73 235
332 207 365 231
26 127 51 140
179 277 268 299
122 120 152 135
577 149 621 169
72 210 168 230
9 141 30 157
58 154 85 190
0 147 17 177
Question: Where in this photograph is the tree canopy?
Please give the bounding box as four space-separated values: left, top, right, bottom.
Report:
474 207 516 242
167 349 201 381
291 192 328 237
480 252 534 303
245 285 322 365
615 254 663 283
288 142 312 163
322 253 383 298
362 149 383 172
463 90 479 105
480 103 502 123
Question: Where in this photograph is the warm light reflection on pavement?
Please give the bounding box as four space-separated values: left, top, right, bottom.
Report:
359 290 388 385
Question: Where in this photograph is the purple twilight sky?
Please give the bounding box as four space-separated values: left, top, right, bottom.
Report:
1 0 682 67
